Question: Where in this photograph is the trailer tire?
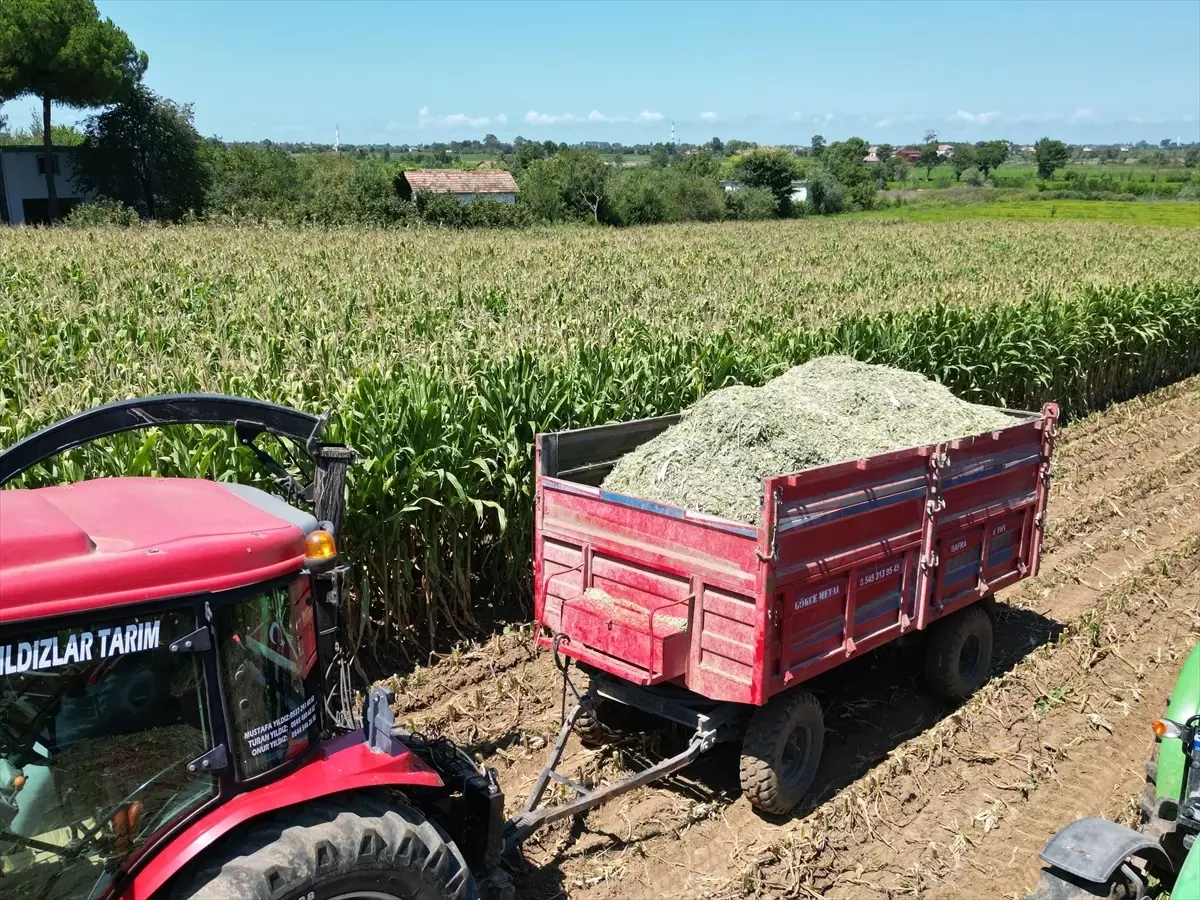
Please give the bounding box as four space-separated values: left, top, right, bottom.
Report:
175 793 478 900
924 605 993 702
739 689 824 815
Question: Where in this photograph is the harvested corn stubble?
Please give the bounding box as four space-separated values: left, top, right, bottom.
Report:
602 356 1017 523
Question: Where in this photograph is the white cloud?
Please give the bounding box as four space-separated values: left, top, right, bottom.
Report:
699 111 718 122
417 108 493 129
385 120 406 132
812 112 834 125
637 110 664 122
587 110 611 123
525 110 578 125
1069 107 1096 123
953 110 1001 125
874 116 895 129
441 113 492 128
1184 113 1195 123
495 113 507 125
1011 111 1062 124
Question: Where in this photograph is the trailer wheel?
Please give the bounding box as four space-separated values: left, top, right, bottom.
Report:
739 689 824 815
924 605 994 702
175 793 478 900
573 672 651 748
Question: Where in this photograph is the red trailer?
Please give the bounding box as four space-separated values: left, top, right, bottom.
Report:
508 401 1059 830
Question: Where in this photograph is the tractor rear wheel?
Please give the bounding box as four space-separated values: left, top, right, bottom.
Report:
176 794 478 900
924 604 994 702
739 689 824 815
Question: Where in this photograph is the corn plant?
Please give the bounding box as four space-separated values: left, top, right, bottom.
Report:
2 220 1198 654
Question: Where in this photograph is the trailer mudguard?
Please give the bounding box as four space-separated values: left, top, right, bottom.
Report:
1038 816 1173 885
1158 643 1200 805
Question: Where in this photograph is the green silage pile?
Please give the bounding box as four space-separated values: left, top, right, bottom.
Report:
602 356 1017 523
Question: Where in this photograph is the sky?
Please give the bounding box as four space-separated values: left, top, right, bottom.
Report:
5 0 1199 146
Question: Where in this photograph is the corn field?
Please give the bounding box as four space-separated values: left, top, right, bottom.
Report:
3 219 1199 654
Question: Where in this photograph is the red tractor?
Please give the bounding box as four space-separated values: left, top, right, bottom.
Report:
0 396 512 900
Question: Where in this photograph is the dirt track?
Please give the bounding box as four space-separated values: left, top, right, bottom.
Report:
391 375 1200 899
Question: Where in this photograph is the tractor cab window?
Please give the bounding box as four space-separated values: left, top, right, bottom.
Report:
217 579 321 781
0 609 216 900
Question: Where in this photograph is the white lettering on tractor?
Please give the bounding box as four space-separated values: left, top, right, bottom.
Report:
0 619 163 676
950 539 968 553
242 695 318 757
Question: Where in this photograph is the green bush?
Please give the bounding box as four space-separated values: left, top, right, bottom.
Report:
414 193 529 228
723 186 778 220
806 168 846 215
606 168 727 225
298 156 413 227
64 199 140 227
962 167 985 187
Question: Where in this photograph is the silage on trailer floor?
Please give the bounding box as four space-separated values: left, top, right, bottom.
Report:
601 356 1018 524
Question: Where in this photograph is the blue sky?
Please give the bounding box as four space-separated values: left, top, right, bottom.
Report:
6 0 1199 145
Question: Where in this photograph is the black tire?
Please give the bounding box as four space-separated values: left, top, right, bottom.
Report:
924 604 994 702
1026 867 1131 900
573 672 650 748
739 689 824 815
175 793 478 900
574 696 620 748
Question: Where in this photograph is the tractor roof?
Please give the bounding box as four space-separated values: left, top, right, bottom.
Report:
0 478 317 625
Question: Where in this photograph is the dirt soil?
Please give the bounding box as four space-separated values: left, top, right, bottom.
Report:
389 375 1200 900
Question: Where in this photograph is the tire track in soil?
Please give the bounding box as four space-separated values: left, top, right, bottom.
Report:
390 375 1200 899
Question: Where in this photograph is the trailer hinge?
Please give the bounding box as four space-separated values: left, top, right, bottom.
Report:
187 744 228 774
169 626 211 653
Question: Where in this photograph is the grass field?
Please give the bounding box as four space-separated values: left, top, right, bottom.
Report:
3 219 1199 645
860 198 1200 227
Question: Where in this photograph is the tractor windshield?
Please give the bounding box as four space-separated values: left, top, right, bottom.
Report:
217 578 321 780
0 609 216 900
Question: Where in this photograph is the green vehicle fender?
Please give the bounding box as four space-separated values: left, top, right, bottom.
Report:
1157 643 1200 805
1176 838 1200 900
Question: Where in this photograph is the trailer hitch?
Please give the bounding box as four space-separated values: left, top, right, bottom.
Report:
502 677 736 852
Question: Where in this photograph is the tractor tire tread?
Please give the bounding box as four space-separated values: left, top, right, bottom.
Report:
174 792 477 900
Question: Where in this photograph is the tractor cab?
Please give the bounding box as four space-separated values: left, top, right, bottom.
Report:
0 396 506 900
0 479 330 900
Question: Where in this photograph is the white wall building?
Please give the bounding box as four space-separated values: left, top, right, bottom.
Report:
0 146 93 225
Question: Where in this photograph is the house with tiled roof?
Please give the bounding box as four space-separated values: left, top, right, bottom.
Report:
398 168 518 204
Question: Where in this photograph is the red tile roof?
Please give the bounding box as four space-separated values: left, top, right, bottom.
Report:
402 169 518 194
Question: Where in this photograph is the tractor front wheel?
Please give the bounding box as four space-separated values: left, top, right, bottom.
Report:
176 794 478 900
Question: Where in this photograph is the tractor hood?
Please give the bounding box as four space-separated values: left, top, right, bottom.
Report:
0 478 317 624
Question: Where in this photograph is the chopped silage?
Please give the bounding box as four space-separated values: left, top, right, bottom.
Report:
601 356 1016 524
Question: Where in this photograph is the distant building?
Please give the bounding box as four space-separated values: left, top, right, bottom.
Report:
863 146 881 163
937 144 954 158
0 145 93 225
719 180 809 203
399 168 518 204
894 149 922 163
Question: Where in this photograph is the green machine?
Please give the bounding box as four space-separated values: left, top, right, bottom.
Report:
1031 644 1200 899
